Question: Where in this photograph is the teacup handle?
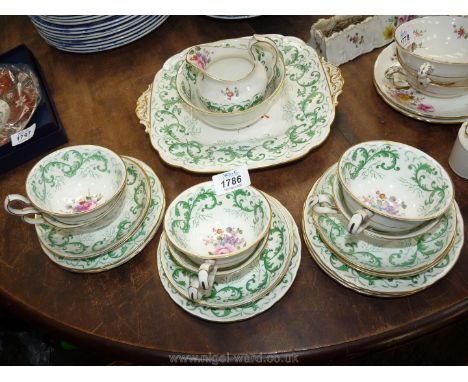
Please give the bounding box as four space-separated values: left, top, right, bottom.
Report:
198 260 217 291
347 209 373 235
310 194 338 214
188 264 217 301
417 62 434 88
4 194 44 225
384 65 411 90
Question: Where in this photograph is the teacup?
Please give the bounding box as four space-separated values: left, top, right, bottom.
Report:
4 145 127 227
386 16 468 98
177 36 285 130
164 181 271 291
186 35 280 114
337 140 454 234
165 232 268 301
449 120 468 179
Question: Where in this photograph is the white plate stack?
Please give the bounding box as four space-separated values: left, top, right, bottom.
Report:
29 15 169 53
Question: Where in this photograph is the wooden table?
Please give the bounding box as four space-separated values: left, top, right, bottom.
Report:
0 16 467 365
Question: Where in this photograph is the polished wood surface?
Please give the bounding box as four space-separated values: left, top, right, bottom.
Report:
0 16 467 364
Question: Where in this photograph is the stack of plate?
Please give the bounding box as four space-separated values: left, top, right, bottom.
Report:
157 182 301 322
302 141 464 297
29 15 169 53
4 145 165 273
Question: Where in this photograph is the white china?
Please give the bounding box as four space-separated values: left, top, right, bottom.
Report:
36 157 151 260
4 145 127 227
160 194 294 307
331 170 441 239
164 181 271 290
449 120 468 179
303 176 464 297
392 16 468 97
186 35 280 115
310 164 457 278
374 43 468 124
166 230 268 282
337 140 454 234
157 194 301 322
177 37 285 130
41 157 166 273
137 34 343 173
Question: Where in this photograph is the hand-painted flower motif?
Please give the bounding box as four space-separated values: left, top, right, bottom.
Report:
203 227 247 256
189 48 213 69
65 193 102 213
361 191 407 216
453 25 468 39
387 88 435 113
416 103 435 112
221 86 239 101
347 32 364 47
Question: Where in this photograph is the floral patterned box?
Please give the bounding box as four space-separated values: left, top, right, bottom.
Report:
309 15 416 66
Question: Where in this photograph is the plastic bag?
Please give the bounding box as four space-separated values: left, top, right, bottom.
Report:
0 64 41 147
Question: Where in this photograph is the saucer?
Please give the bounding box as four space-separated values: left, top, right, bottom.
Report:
159 195 294 309
311 165 457 277
157 194 301 322
303 176 464 297
374 43 468 124
36 157 151 260
41 157 165 273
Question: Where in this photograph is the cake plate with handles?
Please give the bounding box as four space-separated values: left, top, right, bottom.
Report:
136 34 343 173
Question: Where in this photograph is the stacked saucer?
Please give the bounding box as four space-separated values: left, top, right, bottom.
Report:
29 16 169 54
302 140 464 297
157 182 301 322
4 145 165 273
374 16 468 123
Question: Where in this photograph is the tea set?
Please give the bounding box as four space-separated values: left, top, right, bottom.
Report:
375 16 468 123
303 140 463 296
4 145 165 273
3 17 466 321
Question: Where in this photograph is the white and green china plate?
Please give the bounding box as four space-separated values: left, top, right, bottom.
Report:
374 43 468 124
137 34 343 173
312 165 457 277
41 157 165 273
36 157 151 259
303 177 464 297
160 196 293 308
158 195 301 322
